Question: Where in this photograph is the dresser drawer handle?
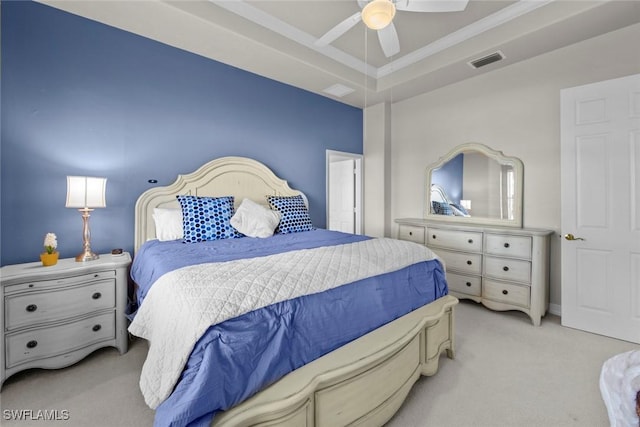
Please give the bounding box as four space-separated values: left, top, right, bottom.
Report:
94 274 99 278
503 266 510 272
92 292 102 300
432 235 437 239
502 289 509 295
466 260 473 265
25 304 38 312
504 243 510 248
466 282 472 287
468 239 473 244
26 340 38 349
92 324 102 332
408 231 413 236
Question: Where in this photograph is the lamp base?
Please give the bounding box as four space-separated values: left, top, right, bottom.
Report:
75 250 99 262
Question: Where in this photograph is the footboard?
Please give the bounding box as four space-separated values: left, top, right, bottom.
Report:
212 294 458 427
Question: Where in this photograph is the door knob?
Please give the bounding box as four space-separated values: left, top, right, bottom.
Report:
564 233 585 241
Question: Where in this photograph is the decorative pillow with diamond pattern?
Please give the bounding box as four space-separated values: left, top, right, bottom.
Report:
267 195 313 234
177 195 241 243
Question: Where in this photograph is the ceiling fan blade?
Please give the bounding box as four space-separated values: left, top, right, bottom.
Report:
395 0 469 12
378 22 400 58
315 12 362 46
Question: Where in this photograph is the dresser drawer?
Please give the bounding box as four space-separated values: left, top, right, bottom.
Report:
5 279 116 330
436 249 482 275
446 272 481 296
427 228 482 252
5 312 115 368
484 256 531 283
485 234 532 259
398 225 425 245
483 280 530 308
4 270 116 294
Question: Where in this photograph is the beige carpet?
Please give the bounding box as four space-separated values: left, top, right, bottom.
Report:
1 301 637 427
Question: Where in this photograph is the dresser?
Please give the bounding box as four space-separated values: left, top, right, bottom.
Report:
0 253 131 387
396 219 552 325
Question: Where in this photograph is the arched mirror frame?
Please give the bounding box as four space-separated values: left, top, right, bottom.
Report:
425 143 524 228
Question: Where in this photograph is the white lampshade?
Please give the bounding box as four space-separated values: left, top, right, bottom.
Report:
66 176 107 208
361 0 396 30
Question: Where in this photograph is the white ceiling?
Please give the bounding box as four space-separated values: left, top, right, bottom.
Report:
39 0 640 108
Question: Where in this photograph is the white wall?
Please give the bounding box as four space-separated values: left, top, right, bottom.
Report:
387 23 640 309
363 102 392 237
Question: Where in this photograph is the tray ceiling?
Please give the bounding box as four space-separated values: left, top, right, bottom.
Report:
38 0 640 107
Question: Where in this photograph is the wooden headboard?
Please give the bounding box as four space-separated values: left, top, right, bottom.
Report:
134 156 303 252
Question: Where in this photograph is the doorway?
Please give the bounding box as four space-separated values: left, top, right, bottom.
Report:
326 150 363 235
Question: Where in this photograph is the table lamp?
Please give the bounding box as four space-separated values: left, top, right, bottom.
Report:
66 176 107 262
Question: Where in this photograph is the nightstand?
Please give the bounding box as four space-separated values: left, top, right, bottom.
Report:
0 252 131 388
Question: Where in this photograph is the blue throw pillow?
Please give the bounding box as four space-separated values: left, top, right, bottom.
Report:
177 195 241 243
432 201 454 216
267 195 313 234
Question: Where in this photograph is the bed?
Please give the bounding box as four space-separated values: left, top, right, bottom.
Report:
129 156 458 427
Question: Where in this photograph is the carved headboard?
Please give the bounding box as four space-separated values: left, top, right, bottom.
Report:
134 156 303 252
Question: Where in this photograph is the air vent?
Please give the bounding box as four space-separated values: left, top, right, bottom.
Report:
468 51 505 69
322 84 355 98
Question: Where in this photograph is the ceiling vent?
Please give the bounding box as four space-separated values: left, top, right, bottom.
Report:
468 51 505 69
322 84 355 98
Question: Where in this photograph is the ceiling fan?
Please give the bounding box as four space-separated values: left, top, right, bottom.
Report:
315 0 470 58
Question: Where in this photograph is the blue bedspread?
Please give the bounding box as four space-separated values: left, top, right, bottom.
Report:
130 229 448 427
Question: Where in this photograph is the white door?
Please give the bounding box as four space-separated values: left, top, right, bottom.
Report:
329 159 356 233
327 151 363 234
560 73 640 344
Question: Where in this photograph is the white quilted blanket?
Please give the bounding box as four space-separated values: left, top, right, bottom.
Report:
129 237 437 408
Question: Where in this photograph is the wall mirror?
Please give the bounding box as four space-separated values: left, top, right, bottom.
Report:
425 143 524 228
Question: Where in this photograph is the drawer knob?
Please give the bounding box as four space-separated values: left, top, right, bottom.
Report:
503 266 510 272
466 260 473 265
92 324 102 332
466 282 472 287
502 289 509 295
25 304 38 312
468 239 473 244
504 243 510 248
92 292 102 300
432 235 437 239
94 274 99 278
26 340 38 349
408 231 413 236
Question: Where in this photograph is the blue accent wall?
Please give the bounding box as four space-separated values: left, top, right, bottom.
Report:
0 1 363 266
431 153 463 203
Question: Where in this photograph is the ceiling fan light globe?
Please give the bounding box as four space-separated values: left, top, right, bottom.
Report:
362 0 396 30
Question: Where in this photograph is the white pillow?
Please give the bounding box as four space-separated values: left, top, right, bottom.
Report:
152 208 183 241
231 198 280 238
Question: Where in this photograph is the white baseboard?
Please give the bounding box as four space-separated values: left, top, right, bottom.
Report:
548 303 561 317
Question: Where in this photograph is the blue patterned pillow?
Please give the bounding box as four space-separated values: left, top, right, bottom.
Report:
432 201 454 216
267 195 313 234
176 195 241 243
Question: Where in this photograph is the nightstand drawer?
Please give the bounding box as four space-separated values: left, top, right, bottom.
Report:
427 228 482 252
484 256 531 283
446 272 481 296
398 225 425 244
5 279 116 330
4 270 116 294
485 234 532 259
483 280 530 308
436 249 482 275
5 312 115 368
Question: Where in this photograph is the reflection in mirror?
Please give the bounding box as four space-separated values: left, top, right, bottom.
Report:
426 143 523 228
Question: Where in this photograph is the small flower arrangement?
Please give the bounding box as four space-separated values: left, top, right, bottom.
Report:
44 233 58 254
